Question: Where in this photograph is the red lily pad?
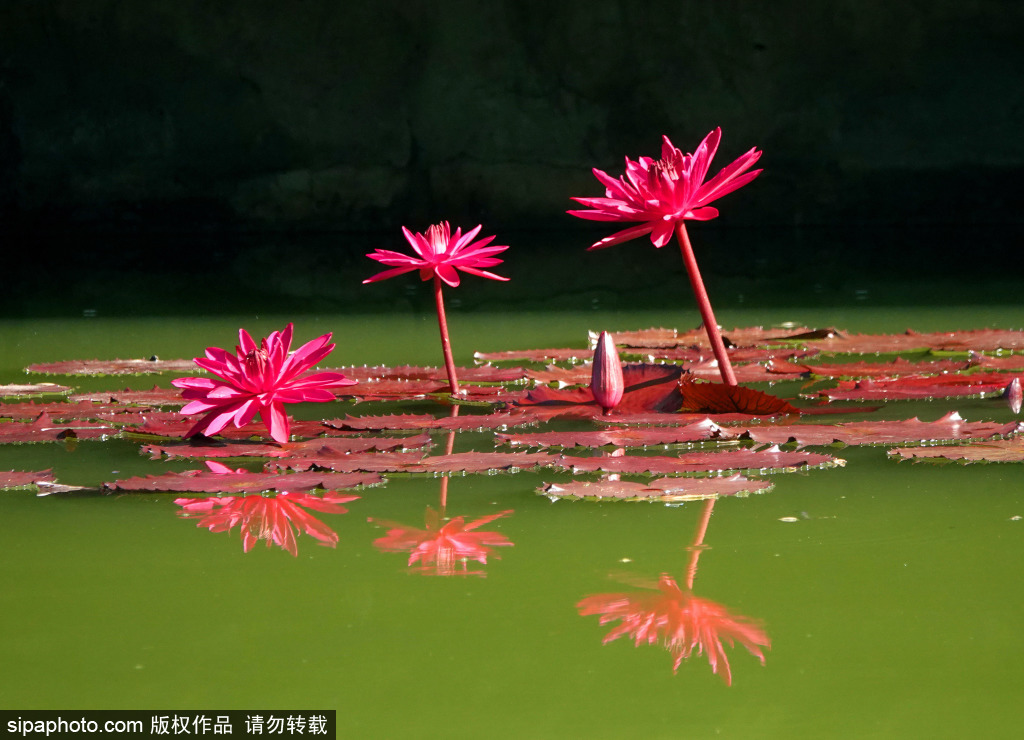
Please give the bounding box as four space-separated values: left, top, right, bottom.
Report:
325 412 534 432
1 383 72 398
0 469 89 495
105 468 381 493
768 357 972 379
803 328 1024 354
69 386 187 406
679 379 800 416
818 372 1023 402
26 358 198 376
887 438 1024 463
538 474 773 502
1 469 56 490
144 433 433 460
734 412 1021 448
970 354 1024 371
685 360 803 383
0 400 157 421
0 413 117 443
474 347 595 363
555 446 842 476
497 419 728 449
611 325 826 349
277 450 557 474
331 364 528 383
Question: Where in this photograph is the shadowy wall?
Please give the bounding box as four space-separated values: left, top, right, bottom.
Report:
2 0 1022 235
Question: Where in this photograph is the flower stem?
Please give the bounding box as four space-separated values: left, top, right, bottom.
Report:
675 222 738 386
433 276 461 395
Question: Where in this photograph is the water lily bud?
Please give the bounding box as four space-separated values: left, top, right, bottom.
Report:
1004 377 1022 415
591 331 625 414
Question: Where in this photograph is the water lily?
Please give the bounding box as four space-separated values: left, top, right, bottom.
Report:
569 129 762 385
175 489 359 557
172 323 355 444
369 506 514 576
363 222 509 394
590 331 625 414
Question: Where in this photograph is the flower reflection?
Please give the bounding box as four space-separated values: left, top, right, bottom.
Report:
577 499 769 684
577 573 768 685
175 490 358 557
368 406 514 576
369 506 513 576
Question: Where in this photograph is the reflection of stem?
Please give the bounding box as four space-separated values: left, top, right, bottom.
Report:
433 276 461 395
438 405 460 513
675 222 737 386
685 498 716 590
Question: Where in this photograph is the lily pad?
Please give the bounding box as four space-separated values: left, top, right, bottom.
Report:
497 419 727 449
0 413 117 443
888 438 1024 463
26 358 198 376
0 383 72 398
105 468 381 493
733 412 1021 447
818 372 1023 402
538 474 773 502
555 446 842 476
679 380 800 416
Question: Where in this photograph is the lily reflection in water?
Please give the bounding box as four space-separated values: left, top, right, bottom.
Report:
577 499 769 684
368 405 514 576
175 462 359 556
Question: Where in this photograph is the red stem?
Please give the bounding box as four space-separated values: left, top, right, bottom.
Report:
432 276 460 395
675 222 737 386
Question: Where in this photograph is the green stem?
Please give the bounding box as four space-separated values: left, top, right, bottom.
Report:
675 221 738 386
433 276 460 395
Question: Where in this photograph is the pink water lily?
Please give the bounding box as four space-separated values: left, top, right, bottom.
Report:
172 323 355 444
363 221 509 287
569 129 762 386
568 128 761 250
363 222 509 394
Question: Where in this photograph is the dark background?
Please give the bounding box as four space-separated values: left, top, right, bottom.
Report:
2 1 1022 315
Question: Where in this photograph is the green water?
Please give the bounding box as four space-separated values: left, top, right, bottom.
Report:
2 307 1024 738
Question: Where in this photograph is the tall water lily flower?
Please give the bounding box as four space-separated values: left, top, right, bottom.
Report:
363 222 509 395
569 128 762 386
172 323 355 444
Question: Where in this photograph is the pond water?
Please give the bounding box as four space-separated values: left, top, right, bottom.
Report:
2 303 1024 738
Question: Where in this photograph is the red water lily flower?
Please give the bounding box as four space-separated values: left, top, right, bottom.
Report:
363 221 509 287
568 128 761 250
577 573 769 685
363 222 510 395
369 506 513 576
172 323 355 444
175 490 359 557
568 129 762 387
